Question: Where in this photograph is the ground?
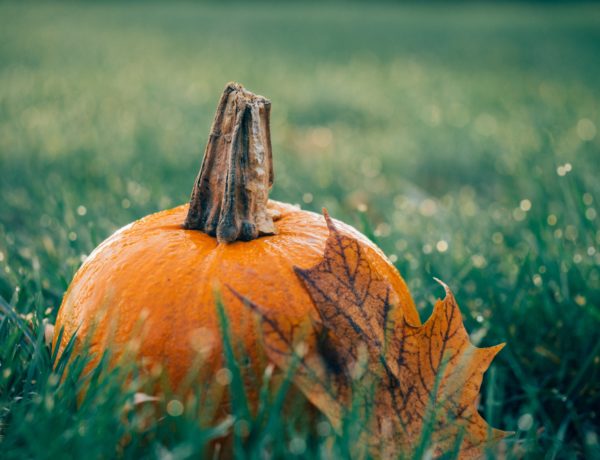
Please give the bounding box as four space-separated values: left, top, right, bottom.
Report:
0 2 599 458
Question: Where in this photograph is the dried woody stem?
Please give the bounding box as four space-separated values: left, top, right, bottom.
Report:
184 82 276 243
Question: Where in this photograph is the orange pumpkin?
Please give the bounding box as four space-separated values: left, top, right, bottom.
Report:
53 83 419 407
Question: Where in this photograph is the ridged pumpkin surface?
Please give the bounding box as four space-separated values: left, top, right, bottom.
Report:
53 200 419 395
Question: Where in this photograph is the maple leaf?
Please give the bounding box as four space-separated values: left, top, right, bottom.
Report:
232 211 507 458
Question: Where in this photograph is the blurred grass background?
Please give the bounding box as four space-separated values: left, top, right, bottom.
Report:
0 1 599 458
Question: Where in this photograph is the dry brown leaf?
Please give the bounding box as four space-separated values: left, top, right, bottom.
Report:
232 210 507 458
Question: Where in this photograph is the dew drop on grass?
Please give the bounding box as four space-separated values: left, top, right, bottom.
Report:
166 399 184 417
471 254 487 268
317 421 331 437
302 193 313 204
436 240 448 253
48 374 59 386
45 395 54 411
512 208 526 221
289 436 306 455
565 225 578 241
586 208 597 221
395 240 407 251
518 413 534 431
557 163 572 176
216 368 232 386
419 198 437 216
374 223 391 237
585 431 598 447
577 118 597 141
519 199 532 212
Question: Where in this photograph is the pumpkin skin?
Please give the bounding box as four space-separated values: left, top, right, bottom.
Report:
53 200 419 397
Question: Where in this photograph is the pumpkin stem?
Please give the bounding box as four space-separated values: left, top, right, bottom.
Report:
184 82 276 243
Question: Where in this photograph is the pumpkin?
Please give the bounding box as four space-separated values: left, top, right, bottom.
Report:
53 82 419 409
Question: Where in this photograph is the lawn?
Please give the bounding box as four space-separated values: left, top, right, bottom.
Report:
0 1 599 458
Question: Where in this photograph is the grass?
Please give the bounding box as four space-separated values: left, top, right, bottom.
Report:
1 1 599 458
